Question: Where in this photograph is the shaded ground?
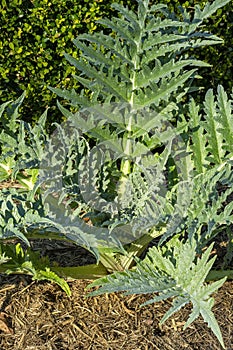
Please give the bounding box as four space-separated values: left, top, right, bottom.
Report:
0 246 232 350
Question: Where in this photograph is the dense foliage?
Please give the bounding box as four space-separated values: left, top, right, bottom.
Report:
0 0 132 123
0 0 232 348
0 0 232 124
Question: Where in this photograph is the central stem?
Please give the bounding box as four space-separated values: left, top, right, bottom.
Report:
118 43 139 198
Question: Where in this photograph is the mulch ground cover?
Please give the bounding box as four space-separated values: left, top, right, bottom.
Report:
0 242 232 350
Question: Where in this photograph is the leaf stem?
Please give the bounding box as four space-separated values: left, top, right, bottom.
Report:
51 263 108 280
206 269 233 281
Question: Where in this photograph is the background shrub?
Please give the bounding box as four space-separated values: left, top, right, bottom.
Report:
0 0 232 125
0 0 133 124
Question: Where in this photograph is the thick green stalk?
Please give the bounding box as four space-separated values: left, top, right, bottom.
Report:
51 263 108 280
0 261 107 280
98 226 167 272
118 9 144 198
206 269 233 281
118 226 167 270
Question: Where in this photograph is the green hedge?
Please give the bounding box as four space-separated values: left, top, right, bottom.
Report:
0 0 132 124
0 0 232 124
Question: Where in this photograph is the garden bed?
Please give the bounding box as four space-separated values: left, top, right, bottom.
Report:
0 239 232 350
